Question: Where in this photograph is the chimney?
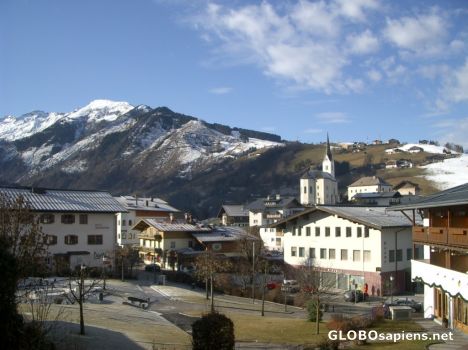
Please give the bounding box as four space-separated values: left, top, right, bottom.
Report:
169 213 174 223
134 194 138 206
146 200 149 207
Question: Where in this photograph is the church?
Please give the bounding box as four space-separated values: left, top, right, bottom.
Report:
300 135 339 206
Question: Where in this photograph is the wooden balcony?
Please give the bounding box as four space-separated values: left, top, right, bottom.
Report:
413 226 468 248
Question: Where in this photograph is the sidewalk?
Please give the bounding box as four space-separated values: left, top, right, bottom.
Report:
414 318 468 350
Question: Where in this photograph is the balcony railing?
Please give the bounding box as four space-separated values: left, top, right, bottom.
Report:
413 226 468 248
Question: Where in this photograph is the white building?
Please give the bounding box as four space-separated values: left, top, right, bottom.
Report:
348 176 393 200
390 184 468 334
300 135 339 206
0 187 126 272
114 195 180 246
273 206 413 295
248 195 303 252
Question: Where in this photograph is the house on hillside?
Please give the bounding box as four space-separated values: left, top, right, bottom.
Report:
347 176 393 200
0 186 126 272
272 206 414 295
115 195 180 247
389 184 468 333
408 146 424 153
394 181 421 196
248 194 303 252
217 204 249 227
352 191 402 206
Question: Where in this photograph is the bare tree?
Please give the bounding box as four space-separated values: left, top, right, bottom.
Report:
67 266 101 335
237 234 262 302
194 251 231 312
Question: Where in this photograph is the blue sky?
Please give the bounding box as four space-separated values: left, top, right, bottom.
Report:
1 0 468 146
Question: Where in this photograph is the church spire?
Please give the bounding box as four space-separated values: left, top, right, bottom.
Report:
325 133 333 161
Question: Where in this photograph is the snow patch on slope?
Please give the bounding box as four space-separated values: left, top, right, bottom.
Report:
422 154 468 190
0 112 64 141
398 143 457 154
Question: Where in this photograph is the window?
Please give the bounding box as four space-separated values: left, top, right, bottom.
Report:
303 186 307 193
129 220 133 226
325 227 330 237
299 247 305 257
276 238 281 246
61 214 75 224
306 227 311 236
298 227 302 236
291 247 297 257
40 214 55 224
315 227 320 236
44 235 57 245
309 247 315 259
407 248 412 260
389 250 395 262
364 227 370 238
122 219 126 226
357 227 362 237
353 250 361 262
79 214 88 225
170 241 176 249
292 227 296 236
329 249 336 259
346 227 352 237
363 250 371 262
335 227 341 237
65 235 78 245
88 235 103 245
396 249 402 261
117 220 121 225
341 249 348 260
320 248 327 259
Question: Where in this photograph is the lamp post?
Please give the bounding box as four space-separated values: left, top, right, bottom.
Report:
389 275 394 304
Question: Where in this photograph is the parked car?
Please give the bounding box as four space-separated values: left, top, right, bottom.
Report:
344 289 364 302
385 298 423 312
144 264 161 273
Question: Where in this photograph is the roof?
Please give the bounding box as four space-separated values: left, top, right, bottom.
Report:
353 191 401 199
394 181 420 191
325 133 333 161
218 205 249 218
389 182 468 210
132 218 211 232
115 195 179 212
348 176 391 188
192 227 257 243
247 196 302 212
271 205 413 230
301 170 336 180
0 187 126 213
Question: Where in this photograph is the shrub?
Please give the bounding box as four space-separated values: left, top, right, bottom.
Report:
192 312 235 350
307 299 323 322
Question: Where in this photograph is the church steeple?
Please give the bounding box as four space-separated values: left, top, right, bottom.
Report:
325 133 333 161
322 133 335 177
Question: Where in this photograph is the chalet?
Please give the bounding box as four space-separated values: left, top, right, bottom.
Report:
394 181 421 196
192 227 258 257
348 176 393 200
272 206 414 295
0 186 126 272
217 204 249 227
115 195 180 247
248 194 303 252
390 184 468 333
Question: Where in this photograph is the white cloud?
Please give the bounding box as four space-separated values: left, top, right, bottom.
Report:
346 29 379 54
436 59 468 110
290 0 339 38
383 8 449 56
209 87 232 95
316 112 350 124
335 0 380 22
367 69 382 81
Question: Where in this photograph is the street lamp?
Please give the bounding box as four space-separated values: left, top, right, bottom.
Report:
389 275 394 304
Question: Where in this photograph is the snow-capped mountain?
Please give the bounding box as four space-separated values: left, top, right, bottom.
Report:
0 99 282 187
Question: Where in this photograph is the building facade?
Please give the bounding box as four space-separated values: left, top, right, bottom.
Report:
115 195 180 246
217 205 249 227
0 187 126 272
348 176 393 200
391 184 468 333
273 206 413 295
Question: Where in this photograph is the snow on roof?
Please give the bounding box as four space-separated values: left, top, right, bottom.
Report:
348 176 391 187
0 187 126 213
135 219 211 232
193 227 256 242
115 196 179 212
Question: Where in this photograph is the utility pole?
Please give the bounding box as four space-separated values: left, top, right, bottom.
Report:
261 262 267 316
252 241 255 303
